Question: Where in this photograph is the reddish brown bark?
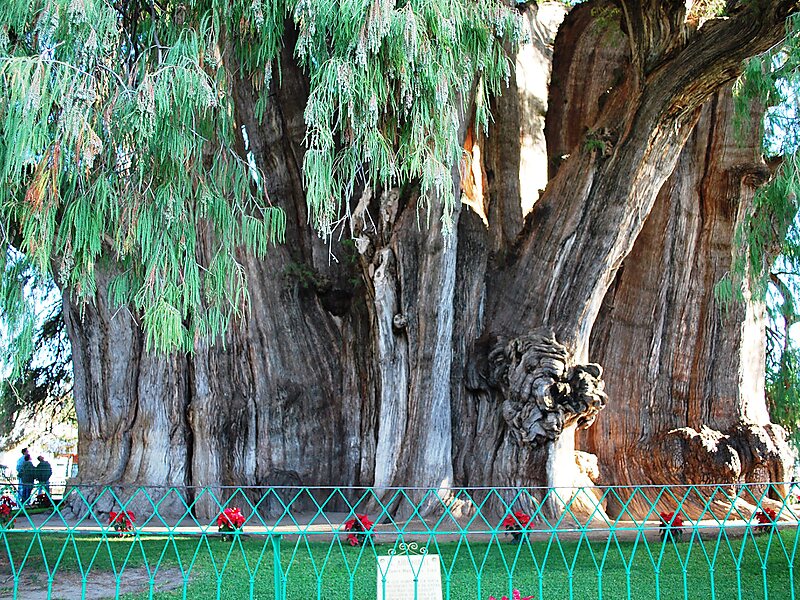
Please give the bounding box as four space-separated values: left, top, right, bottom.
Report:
579 89 792 516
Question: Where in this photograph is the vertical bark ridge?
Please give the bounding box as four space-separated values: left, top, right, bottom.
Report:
383 193 459 492
581 89 792 516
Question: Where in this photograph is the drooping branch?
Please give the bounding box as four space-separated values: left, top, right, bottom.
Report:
770 272 799 358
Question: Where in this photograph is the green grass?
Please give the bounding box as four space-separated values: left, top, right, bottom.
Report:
0 529 797 599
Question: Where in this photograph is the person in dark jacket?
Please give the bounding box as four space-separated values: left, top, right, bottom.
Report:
19 455 35 503
35 456 52 497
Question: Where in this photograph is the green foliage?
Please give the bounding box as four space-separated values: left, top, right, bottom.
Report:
0 0 290 353
589 5 621 29
767 344 800 448
724 155 800 303
0 249 73 448
292 0 521 236
763 257 800 449
0 0 519 354
583 129 612 156
283 261 325 291
0 295 74 449
734 14 800 150
0 251 42 377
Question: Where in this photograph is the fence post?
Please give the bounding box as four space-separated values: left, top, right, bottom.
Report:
272 534 283 600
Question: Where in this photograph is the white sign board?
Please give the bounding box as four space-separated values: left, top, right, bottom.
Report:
376 553 443 600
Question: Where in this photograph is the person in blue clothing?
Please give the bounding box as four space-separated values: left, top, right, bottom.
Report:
15 448 29 501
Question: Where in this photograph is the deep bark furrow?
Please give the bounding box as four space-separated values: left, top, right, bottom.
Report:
387 194 458 490
372 248 409 488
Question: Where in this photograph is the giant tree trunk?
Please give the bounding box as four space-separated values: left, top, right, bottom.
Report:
452 2 794 515
64 1 797 519
578 89 792 516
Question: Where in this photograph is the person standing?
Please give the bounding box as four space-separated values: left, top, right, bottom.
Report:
16 448 29 501
35 455 52 498
19 455 35 504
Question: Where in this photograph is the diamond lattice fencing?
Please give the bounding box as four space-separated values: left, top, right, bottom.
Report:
0 483 797 599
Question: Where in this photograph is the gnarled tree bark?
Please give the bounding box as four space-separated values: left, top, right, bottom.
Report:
579 88 792 517
64 1 798 519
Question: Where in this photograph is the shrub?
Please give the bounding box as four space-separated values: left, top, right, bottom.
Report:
344 514 374 547
109 510 135 535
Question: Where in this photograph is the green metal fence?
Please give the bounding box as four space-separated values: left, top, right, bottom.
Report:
0 482 797 599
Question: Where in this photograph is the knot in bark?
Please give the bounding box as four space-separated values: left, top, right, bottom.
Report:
489 329 608 447
392 313 408 331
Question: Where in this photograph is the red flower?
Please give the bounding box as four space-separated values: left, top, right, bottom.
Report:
344 513 374 531
0 495 17 524
658 511 685 542
755 508 777 524
109 510 135 534
754 508 777 532
488 591 534 600
343 514 374 546
659 511 683 527
502 511 531 531
217 507 246 532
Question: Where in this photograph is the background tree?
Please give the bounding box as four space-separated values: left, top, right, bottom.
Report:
0 255 73 449
1 0 799 517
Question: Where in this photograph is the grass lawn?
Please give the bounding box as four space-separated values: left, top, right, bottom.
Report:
0 529 797 599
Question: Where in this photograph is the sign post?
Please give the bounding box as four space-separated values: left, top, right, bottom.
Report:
376 542 443 600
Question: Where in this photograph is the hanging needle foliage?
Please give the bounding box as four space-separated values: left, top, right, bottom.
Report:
0 0 521 358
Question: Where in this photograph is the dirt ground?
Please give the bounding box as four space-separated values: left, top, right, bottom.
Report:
0 567 186 600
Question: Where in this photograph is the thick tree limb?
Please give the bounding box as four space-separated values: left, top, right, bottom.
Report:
652 2 798 116
489 1 799 356
619 0 687 74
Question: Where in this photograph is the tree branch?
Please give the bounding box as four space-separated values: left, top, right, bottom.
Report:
619 0 687 75
644 1 800 119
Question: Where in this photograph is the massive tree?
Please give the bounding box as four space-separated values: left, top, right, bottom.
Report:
1 0 799 517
